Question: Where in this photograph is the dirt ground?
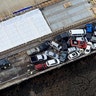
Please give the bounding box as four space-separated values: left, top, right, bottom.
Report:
0 53 96 96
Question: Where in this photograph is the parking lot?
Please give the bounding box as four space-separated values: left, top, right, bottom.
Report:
42 0 94 32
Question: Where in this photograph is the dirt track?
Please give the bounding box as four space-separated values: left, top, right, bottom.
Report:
0 54 96 96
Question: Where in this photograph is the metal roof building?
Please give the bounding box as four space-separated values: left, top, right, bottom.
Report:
42 0 94 32
0 9 52 52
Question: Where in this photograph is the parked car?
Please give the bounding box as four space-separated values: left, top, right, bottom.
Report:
49 41 62 51
45 50 59 59
35 63 48 71
86 33 92 41
54 32 70 42
69 29 86 36
93 23 96 35
59 39 68 51
94 31 96 36
85 23 94 33
92 43 96 49
68 47 79 53
27 64 34 74
0 59 11 70
70 39 87 48
38 40 50 52
84 45 91 54
59 51 67 62
91 36 96 42
67 39 71 47
76 37 85 41
31 54 47 64
46 59 60 67
68 51 81 60
26 47 40 55
84 42 92 54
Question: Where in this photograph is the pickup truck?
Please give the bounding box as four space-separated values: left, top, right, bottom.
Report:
31 54 47 64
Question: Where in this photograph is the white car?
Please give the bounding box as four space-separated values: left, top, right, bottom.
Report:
87 42 93 46
94 31 96 36
49 41 62 51
46 59 60 67
45 50 59 59
92 43 96 49
68 47 79 53
76 37 85 41
84 45 91 54
84 42 92 54
68 51 81 60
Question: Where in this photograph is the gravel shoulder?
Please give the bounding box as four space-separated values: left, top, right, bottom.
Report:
0 54 96 96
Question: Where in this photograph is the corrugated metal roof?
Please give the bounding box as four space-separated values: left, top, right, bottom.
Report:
42 0 94 32
0 9 52 52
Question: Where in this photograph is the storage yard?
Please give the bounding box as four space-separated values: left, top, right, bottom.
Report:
0 0 96 96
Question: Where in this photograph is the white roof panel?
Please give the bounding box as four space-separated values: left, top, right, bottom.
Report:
0 9 52 52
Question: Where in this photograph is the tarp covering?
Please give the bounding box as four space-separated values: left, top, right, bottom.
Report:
0 9 52 52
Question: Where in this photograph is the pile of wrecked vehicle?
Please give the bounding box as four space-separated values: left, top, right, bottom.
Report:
26 23 96 71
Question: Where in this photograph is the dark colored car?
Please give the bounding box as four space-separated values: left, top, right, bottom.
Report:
38 40 50 52
93 23 96 36
59 40 68 51
35 63 48 71
0 59 11 70
59 51 67 62
54 32 70 42
86 33 93 41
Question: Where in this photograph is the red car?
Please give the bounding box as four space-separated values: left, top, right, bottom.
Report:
70 39 87 48
35 63 48 71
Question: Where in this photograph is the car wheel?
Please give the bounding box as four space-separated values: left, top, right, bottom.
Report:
4 66 7 69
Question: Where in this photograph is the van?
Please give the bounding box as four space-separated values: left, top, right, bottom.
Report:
69 29 86 36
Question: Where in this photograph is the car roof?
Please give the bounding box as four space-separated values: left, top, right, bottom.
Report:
0 59 9 65
47 59 56 64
